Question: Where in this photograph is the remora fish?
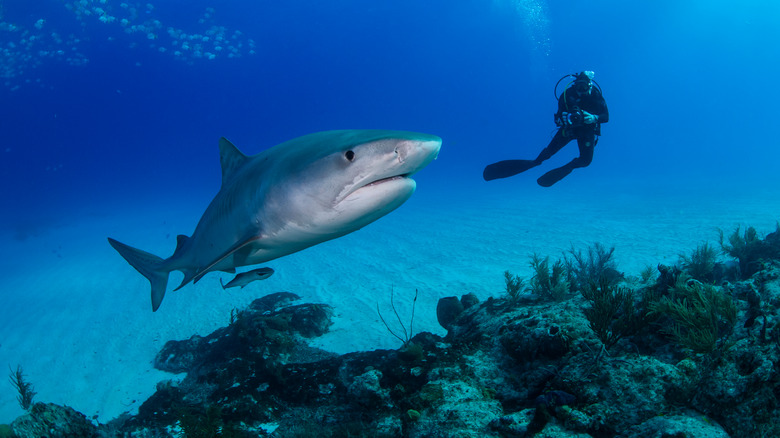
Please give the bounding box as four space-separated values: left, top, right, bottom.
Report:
220 267 275 289
108 130 441 311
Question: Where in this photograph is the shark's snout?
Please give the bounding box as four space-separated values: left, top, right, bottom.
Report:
334 135 440 209
402 137 441 175
421 137 442 159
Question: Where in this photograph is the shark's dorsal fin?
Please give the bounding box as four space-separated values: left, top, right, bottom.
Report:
219 137 250 186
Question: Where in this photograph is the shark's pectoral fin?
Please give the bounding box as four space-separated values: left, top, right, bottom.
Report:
174 236 261 290
173 268 197 291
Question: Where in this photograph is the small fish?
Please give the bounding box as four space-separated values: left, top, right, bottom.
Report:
220 267 275 289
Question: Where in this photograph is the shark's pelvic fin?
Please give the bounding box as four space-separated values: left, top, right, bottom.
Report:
172 235 260 291
107 238 169 312
218 137 250 186
192 236 260 285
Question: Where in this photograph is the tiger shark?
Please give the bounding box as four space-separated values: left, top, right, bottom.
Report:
108 129 441 311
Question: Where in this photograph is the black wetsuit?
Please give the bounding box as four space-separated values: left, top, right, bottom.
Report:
482 82 609 186
536 85 609 174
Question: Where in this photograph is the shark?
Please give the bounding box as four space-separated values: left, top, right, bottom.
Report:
108 129 442 311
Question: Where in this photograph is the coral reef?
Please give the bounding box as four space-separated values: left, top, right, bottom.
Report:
12 403 97 438
719 223 780 278
529 253 570 301
650 274 737 354
8 226 780 437
377 288 418 346
565 243 623 292
679 241 718 283
581 278 654 350
504 270 526 305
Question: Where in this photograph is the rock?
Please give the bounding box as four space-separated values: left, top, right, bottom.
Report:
248 291 301 312
713 260 740 283
534 390 576 408
75 254 780 437
460 293 479 309
347 369 390 407
500 319 570 363
622 414 729 438
489 409 535 437
153 333 204 373
408 379 503 438
0 424 14 438
12 403 98 438
153 300 333 374
287 303 333 338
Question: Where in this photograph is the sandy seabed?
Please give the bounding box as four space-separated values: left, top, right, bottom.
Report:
1 176 778 424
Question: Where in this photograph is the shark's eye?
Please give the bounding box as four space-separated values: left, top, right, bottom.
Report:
345 150 355 162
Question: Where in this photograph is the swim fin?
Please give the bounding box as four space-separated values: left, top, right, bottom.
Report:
537 165 574 187
483 159 539 181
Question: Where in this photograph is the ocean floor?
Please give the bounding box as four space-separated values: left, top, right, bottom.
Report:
1 176 778 424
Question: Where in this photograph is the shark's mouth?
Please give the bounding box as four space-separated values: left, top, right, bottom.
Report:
363 174 408 187
340 174 414 204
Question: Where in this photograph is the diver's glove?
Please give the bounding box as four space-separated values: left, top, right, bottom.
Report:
582 111 598 124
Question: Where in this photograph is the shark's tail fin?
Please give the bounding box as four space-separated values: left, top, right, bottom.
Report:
108 238 170 312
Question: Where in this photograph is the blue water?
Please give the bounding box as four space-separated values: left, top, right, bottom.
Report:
3 0 778 234
2 0 780 425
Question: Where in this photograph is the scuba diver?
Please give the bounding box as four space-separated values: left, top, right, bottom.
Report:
483 71 609 187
